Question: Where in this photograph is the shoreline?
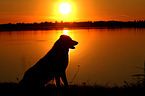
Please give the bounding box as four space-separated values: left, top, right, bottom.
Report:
0 21 145 31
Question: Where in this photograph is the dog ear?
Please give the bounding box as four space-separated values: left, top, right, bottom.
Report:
60 35 67 41
60 35 72 40
60 35 66 39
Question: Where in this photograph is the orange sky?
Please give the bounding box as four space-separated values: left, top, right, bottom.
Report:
0 0 145 24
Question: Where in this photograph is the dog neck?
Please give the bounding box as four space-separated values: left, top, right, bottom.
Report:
52 47 69 54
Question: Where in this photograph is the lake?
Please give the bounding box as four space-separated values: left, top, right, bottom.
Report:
0 28 145 86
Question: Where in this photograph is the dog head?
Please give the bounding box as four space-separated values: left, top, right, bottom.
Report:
59 35 78 49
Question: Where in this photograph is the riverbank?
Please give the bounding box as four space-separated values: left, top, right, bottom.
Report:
0 21 145 31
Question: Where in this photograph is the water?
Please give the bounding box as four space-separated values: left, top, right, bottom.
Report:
0 28 145 86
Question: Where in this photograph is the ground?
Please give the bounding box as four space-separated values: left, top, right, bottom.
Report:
0 82 144 96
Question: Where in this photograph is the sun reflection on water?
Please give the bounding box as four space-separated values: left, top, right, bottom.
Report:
62 29 75 39
63 30 69 35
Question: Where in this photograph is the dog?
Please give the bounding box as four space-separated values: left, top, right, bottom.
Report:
19 35 78 87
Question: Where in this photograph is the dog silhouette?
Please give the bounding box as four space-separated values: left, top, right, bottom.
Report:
19 35 78 87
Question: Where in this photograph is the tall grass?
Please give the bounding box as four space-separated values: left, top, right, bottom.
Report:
0 81 144 95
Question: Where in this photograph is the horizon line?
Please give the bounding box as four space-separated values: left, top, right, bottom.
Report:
1 20 145 25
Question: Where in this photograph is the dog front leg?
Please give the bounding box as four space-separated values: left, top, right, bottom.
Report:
61 71 69 87
55 76 60 87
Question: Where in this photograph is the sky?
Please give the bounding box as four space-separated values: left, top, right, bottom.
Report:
0 0 145 24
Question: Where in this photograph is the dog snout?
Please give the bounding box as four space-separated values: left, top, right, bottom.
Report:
73 41 78 45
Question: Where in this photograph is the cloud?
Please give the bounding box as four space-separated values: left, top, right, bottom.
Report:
120 15 130 18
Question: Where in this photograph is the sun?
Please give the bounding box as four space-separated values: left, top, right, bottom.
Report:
59 3 71 14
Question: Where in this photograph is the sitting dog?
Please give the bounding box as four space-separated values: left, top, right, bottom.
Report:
19 35 78 87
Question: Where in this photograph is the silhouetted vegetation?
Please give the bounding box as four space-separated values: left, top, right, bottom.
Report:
0 20 145 31
0 82 145 95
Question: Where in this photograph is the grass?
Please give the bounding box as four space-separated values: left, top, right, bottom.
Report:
0 82 145 96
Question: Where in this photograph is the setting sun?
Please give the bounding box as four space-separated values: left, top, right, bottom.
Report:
59 3 71 14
